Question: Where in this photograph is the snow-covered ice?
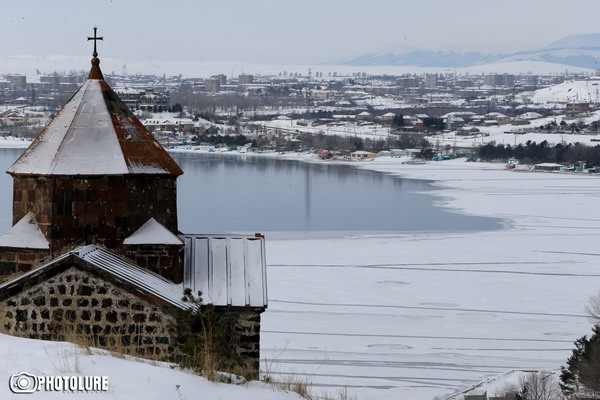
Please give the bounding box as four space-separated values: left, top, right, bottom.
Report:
262 157 600 400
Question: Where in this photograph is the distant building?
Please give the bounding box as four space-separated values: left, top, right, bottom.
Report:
239 74 254 85
211 74 227 85
484 112 510 125
485 73 515 87
425 74 438 88
566 102 590 116
534 163 564 171
350 150 376 160
356 111 373 121
454 79 473 88
396 77 418 88
5 75 27 90
205 77 221 93
40 75 61 87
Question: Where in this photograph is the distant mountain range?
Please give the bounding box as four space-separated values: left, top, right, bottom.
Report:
335 33 600 69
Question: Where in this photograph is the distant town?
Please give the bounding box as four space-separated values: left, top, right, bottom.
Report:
3 67 600 169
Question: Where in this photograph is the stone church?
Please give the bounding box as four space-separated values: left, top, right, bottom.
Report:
0 32 267 373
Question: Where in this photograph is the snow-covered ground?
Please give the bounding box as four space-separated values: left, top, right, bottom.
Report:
0 136 31 148
433 112 600 149
262 157 600 400
259 118 393 139
0 333 302 399
259 111 600 147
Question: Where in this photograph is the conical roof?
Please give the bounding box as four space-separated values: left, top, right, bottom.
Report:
8 58 183 176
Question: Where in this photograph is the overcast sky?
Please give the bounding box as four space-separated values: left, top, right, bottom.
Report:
2 0 600 65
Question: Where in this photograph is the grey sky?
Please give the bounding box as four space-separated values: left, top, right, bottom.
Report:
2 0 600 64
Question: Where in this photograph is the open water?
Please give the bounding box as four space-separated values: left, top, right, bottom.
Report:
0 148 501 236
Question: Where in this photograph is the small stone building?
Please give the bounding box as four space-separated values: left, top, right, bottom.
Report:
0 42 267 373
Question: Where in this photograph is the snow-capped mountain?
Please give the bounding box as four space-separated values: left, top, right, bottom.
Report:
336 49 496 68
336 33 600 69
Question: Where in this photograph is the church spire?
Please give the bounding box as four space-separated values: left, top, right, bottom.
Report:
87 26 103 58
87 27 104 80
8 28 183 177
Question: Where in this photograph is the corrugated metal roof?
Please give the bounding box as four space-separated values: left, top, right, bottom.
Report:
76 245 188 309
8 58 183 176
181 234 268 308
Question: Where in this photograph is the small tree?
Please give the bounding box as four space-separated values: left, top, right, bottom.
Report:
170 289 241 380
501 372 562 400
391 114 404 128
560 324 600 397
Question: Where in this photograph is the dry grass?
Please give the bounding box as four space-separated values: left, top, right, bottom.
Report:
262 354 358 400
277 375 314 399
330 387 358 400
42 342 82 374
262 356 315 399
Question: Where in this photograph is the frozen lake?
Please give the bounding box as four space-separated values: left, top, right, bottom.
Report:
0 149 501 236
1 148 597 399
263 158 600 400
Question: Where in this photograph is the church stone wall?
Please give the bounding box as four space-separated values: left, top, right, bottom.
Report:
12 175 179 255
121 244 183 283
0 247 51 277
213 307 263 375
0 267 176 359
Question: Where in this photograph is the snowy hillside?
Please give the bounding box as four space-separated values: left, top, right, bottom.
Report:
338 32 600 69
549 33 600 49
0 333 301 400
530 78 600 103
493 47 600 70
336 49 495 68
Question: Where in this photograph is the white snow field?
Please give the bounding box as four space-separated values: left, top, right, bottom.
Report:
0 333 303 400
262 157 600 400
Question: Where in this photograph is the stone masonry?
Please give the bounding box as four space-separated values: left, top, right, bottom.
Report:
12 175 179 252
121 244 183 283
0 247 51 276
0 267 176 358
213 307 263 374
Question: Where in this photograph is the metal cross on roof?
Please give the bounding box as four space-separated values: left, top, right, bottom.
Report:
87 27 103 58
